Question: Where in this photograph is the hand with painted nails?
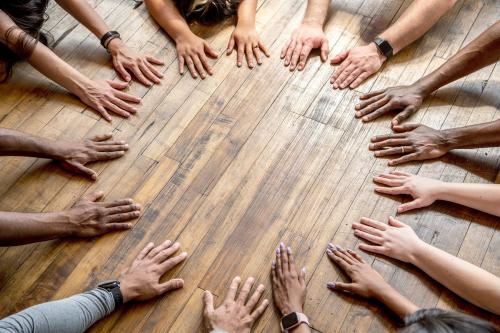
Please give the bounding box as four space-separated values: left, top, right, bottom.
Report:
120 240 187 303
203 276 269 333
281 23 329 71
373 171 442 212
271 243 307 316
76 79 141 122
326 244 389 298
227 24 270 69
369 124 449 166
55 133 128 180
330 43 385 90
176 32 218 79
107 38 165 87
354 85 425 124
68 192 141 238
352 217 424 263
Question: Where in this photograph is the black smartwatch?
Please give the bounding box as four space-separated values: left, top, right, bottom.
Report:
100 31 120 49
98 280 123 307
373 37 393 59
280 312 310 332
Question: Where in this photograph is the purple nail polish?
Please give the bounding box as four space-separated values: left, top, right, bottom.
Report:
327 282 336 289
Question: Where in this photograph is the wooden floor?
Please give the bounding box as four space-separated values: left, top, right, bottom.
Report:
0 0 499 331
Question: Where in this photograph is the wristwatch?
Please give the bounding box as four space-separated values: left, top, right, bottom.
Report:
98 280 123 307
280 312 310 332
100 31 121 49
373 37 393 59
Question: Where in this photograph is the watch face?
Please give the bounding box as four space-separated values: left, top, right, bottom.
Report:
282 312 299 329
98 280 119 289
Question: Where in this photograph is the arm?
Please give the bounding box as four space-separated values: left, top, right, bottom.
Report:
54 0 164 85
144 0 218 79
373 171 500 216
353 217 500 315
0 289 115 333
331 0 457 90
354 20 500 124
326 244 419 319
0 192 140 246
227 0 270 68
281 0 330 71
0 129 129 179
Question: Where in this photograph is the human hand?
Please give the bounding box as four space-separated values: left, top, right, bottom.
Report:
352 217 425 263
66 191 140 238
120 240 187 303
369 124 450 166
330 43 385 89
326 244 389 298
355 85 425 124
176 32 218 79
227 24 270 68
55 133 128 180
271 243 306 316
203 276 269 333
77 79 141 122
281 23 329 71
107 38 164 86
373 171 443 213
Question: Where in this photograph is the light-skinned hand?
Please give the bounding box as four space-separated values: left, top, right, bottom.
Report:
227 24 270 68
176 32 218 79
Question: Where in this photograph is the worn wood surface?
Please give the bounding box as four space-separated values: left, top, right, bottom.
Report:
0 0 499 332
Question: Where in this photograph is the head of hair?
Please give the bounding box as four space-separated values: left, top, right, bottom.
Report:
400 309 498 333
0 0 51 82
174 0 241 25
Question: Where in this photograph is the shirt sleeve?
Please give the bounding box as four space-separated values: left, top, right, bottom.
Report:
0 288 115 333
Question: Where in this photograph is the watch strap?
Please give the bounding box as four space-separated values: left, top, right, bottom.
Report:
98 280 123 307
280 312 310 332
373 37 393 59
100 31 120 49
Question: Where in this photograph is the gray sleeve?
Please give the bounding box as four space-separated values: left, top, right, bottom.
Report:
0 288 115 333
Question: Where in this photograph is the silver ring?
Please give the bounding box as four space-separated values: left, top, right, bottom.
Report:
401 146 405 154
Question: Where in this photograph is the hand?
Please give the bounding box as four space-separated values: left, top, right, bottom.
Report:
352 217 425 263
373 171 443 213
330 43 385 89
77 79 141 122
281 23 329 71
355 85 425 124
107 38 164 87
203 276 269 333
227 24 270 68
65 191 140 237
326 244 389 298
55 133 128 180
120 240 187 303
271 243 306 315
369 124 450 166
176 32 218 79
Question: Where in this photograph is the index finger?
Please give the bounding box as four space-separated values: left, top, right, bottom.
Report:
225 276 241 303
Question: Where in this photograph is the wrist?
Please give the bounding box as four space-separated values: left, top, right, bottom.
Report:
42 211 78 238
119 276 140 303
281 305 304 316
440 127 464 151
370 42 387 64
236 17 255 29
106 38 124 56
408 240 430 266
301 18 323 29
173 28 196 44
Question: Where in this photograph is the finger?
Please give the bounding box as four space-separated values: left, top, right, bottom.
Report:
374 185 406 195
107 80 129 90
199 53 213 76
178 56 185 75
147 239 173 258
139 62 161 83
114 61 131 82
299 267 306 285
297 44 312 71
114 90 141 104
392 123 420 133
333 246 356 264
326 246 350 271
353 229 383 244
287 246 297 273
289 42 303 70
203 290 215 314
105 211 140 223
281 39 291 59
320 39 329 62
279 243 289 275
346 249 365 263
390 171 412 177
356 96 390 118
158 251 188 272
374 146 416 158
146 55 165 65
82 191 104 202
372 176 405 187
259 40 270 57
226 36 235 55
330 51 348 64
130 64 153 86
150 240 176 261
362 102 399 122
94 143 129 152
237 277 255 304
330 59 351 86
95 151 126 161
91 133 113 142
72 163 97 180
327 281 356 293
245 43 254 68
340 68 362 89
158 278 184 293
389 152 420 166
137 242 155 260
236 45 244 67
271 260 278 286
225 276 241 302
245 283 265 309
355 93 385 111
186 57 198 79
275 246 283 279
358 243 387 256
349 72 370 89
333 64 357 89
284 39 296 65
351 222 383 237
96 105 112 122
103 198 133 208
103 222 133 232
204 42 219 59
249 299 269 322
252 44 263 65
370 133 405 143
398 199 425 213
106 203 141 216
192 54 207 79
359 217 387 231
360 89 385 100
369 138 411 150
110 96 138 114
103 101 131 118
392 105 417 126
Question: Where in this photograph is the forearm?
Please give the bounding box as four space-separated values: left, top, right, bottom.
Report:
442 119 500 150
412 242 500 314
302 0 329 27
0 128 66 159
414 20 500 95
236 0 257 27
0 211 75 246
437 182 500 217
0 288 115 333
290 323 312 333
55 0 109 39
144 0 193 43
380 0 456 54
372 284 420 320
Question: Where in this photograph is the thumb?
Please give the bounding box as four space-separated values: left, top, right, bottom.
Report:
203 290 215 313
397 198 425 213
91 132 113 142
392 123 419 133
72 162 98 180
158 278 184 294
320 39 329 62
205 43 219 58
330 50 348 64
388 216 408 227
106 79 128 90
82 190 105 202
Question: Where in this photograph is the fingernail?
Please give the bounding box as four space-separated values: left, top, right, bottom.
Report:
328 243 334 249
287 247 292 254
272 261 276 267
327 282 336 289
302 267 306 273
326 249 332 254
181 251 188 257
276 247 280 254
280 242 284 248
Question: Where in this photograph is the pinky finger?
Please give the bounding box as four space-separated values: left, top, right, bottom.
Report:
97 106 112 122
389 152 420 166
